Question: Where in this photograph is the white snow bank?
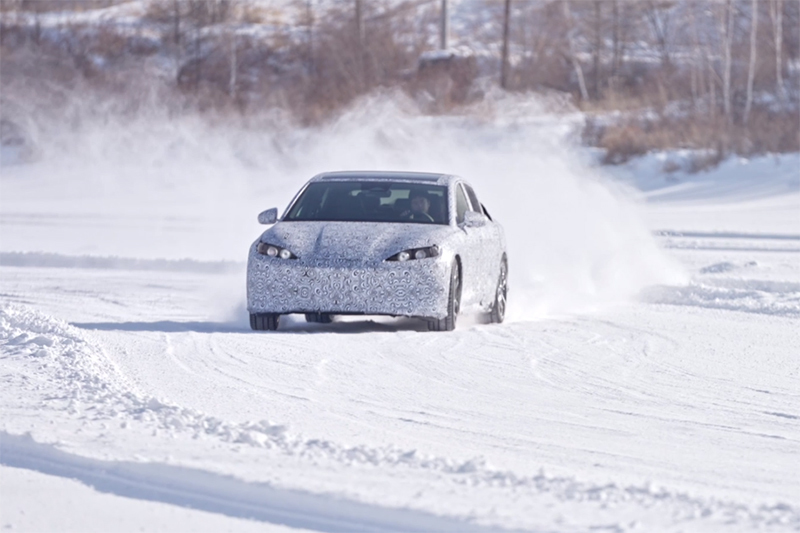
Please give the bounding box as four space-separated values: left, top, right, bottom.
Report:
606 151 800 203
0 433 480 533
644 279 800 317
0 251 241 273
4 430 798 533
0 302 288 447
0 464 287 533
601 151 800 237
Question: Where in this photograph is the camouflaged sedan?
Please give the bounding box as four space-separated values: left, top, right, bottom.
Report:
247 171 507 331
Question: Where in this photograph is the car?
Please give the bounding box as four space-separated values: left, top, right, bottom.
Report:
246 171 507 331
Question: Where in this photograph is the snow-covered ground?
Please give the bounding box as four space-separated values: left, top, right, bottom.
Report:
1 96 798 532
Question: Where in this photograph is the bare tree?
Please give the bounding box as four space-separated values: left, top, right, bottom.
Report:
719 0 735 120
611 0 621 79
440 0 449 50
228 24 237 99
500 0 511 89
562 0 588 101
171 0 183 76
744 0 757 124
769 0 785 100
689 2 702 106
592 0 603 99
608 0 637 94
644 1 674 67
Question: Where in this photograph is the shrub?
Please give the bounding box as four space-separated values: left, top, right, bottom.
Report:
598 123 650 164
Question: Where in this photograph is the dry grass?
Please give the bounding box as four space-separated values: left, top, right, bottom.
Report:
588 106 800 167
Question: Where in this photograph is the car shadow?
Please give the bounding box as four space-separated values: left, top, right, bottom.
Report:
72 321 247 334
71 316 430 334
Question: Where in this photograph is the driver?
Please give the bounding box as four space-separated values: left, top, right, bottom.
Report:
402 193 435 222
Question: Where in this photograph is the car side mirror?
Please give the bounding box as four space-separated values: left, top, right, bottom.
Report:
462 210 487 228
258 208 278 225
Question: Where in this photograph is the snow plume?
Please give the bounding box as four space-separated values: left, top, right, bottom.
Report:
2 91 684 320
293 93 685 317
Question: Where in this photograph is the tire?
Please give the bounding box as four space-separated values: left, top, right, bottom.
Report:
305 313 333 324
489 258 508 324
250 313 280 331
428 261 461 332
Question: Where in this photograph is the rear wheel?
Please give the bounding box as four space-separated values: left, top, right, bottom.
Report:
250 313 280 331
489 258 508 324
305 313 333 324
428 261 461 332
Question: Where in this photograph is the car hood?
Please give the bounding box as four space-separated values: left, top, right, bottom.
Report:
259 221 453 263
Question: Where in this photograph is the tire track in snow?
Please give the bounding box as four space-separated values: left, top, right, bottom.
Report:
3 303 800 531
0 432 493 533
648 234 800 316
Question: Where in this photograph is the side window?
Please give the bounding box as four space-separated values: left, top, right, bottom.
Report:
455 184 469 224
462 183 482 212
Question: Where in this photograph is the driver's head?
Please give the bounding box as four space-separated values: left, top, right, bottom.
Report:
410 194 430 214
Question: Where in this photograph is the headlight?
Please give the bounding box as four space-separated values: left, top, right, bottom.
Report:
257 242 298 259
386 245 439 262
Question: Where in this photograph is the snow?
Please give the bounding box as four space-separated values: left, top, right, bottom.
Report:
1 94 799 532
0 464 295 533
605 150 800 234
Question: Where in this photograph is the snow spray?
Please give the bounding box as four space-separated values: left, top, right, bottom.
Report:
1 91 684 322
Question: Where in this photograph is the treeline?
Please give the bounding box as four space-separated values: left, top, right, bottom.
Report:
0 0 798 164
519 0 800 163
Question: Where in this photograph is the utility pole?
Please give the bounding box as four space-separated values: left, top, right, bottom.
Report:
355 0 365 86
228 26 237 99
440 0 449 50
306 0 314 75
500 0 511 89
355 0 364 49
172 0 181 76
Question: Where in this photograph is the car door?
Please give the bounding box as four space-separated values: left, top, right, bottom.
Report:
461 182 503 306
454 181 492 308
454 182 482 307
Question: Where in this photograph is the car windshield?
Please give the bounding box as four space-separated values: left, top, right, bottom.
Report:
285 181 449 225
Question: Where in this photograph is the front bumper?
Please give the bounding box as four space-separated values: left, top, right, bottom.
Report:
246 248 450 318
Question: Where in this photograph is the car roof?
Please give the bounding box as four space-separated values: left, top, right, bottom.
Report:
309 171 459 186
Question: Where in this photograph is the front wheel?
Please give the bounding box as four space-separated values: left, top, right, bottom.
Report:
428 261 461 332
489 258 508 324
250 313 280 331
